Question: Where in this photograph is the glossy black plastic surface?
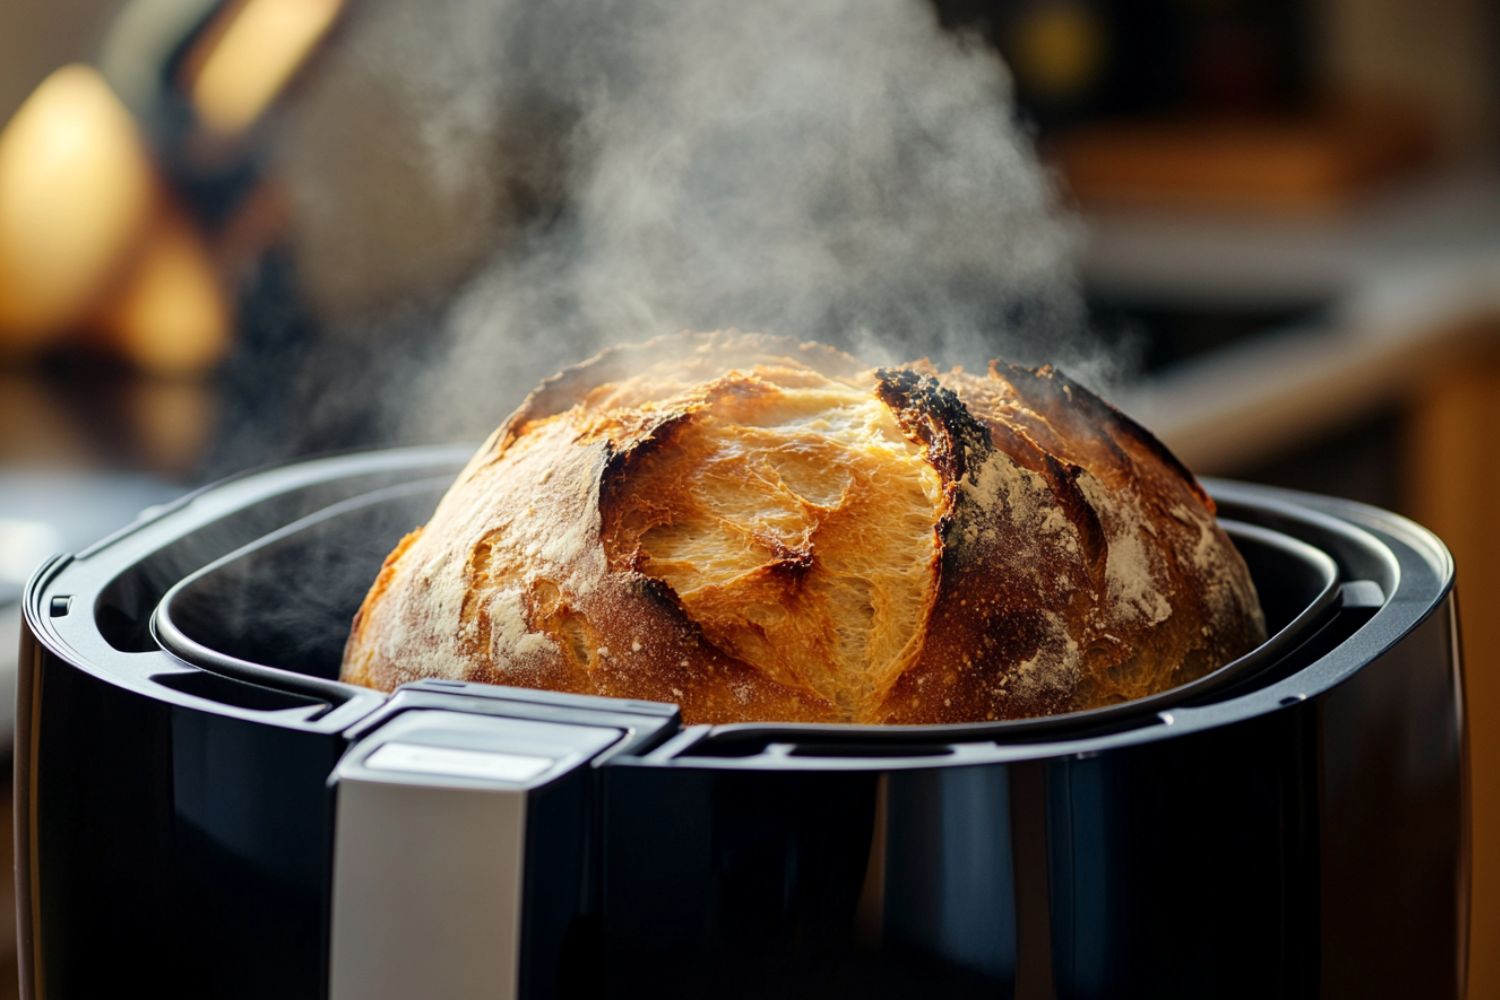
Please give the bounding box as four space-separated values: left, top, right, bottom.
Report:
601 607 1460 997
597 485 1464 998
14 450 468 1000
17 606 347 997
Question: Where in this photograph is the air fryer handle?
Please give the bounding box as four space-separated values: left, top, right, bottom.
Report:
326 710 621 1000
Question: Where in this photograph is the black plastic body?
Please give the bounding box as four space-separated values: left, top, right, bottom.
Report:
15 448 1466 999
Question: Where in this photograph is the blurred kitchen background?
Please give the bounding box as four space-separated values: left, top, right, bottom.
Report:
2 0 1498 995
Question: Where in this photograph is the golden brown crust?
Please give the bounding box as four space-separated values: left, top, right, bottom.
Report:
342 332 1266 724
872 364 1262 722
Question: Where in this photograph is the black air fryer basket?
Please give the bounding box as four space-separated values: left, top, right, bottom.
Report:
17 446 1466 999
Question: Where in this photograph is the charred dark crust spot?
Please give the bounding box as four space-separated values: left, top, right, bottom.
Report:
634 573 689 614
876 368 999 566
878 365 1107 573
626 575 753 676
875 367 994 482
627 574 786 687
595 410 699 575
598 411 695 498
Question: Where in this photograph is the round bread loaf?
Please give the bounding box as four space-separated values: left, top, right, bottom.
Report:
342 332 1265 724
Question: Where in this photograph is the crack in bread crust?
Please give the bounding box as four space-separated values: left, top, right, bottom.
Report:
598 369 945 717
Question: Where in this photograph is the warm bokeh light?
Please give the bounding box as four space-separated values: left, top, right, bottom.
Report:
185 0 344 137
89 205 229 375
0 64 154 345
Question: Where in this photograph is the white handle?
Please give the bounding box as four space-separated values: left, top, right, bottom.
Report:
327 710 620 1000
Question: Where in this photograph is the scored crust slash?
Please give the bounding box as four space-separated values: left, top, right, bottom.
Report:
342 331 1265 724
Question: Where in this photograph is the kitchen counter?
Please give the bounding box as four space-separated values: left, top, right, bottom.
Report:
1097 170 1500 471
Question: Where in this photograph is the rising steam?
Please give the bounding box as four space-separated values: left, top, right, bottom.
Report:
283 0 1094 447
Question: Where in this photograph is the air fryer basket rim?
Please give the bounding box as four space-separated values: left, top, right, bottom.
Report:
151 451 1345 741
24 446 1454 757
150 478 457 708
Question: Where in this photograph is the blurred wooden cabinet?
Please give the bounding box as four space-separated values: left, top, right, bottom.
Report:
1404 334 1500 1000
1165 316 1500 999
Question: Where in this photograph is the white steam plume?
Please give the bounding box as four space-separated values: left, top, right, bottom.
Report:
296 0 1100 444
